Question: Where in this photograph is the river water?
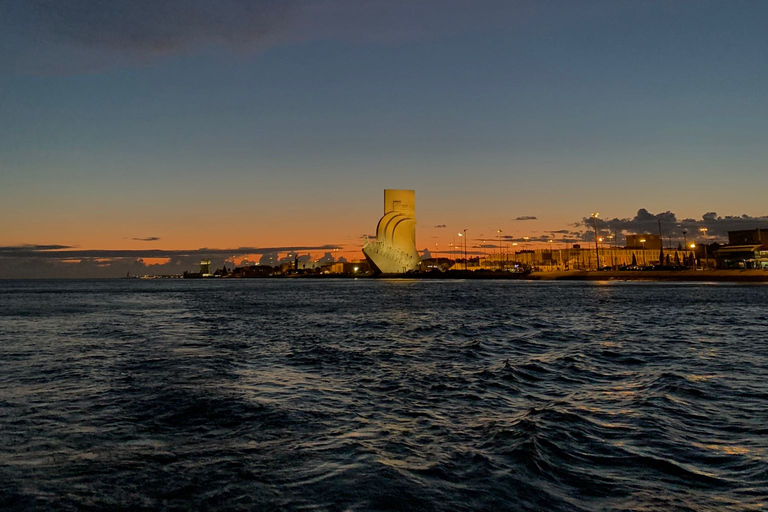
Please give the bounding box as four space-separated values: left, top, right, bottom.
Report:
1 279 766 511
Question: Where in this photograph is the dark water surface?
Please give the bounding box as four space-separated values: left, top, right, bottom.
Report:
1 279 766 511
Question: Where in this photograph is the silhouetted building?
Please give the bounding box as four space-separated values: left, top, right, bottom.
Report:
325 261 371 274
715 243 768 269
727 229 768 245
511 246 693 270
422 258 454 271
231 265 274 277
625 234 662 251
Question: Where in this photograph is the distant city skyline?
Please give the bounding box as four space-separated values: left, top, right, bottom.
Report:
2 1 767 277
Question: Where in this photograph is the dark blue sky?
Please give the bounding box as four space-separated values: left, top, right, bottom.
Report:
1 0 767 263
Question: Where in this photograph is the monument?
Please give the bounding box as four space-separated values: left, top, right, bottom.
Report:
362 189 421 274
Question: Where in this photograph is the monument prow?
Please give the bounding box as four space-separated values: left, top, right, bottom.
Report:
362 189 421 274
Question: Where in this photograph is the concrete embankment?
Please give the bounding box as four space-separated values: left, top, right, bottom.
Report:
526 270 768 282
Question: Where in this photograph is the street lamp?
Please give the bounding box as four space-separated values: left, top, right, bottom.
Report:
548 239 554 270
689 243 697 270
464 229 468 270
458 230 468 271
598 237 604 270
606 234 615 268
699 227 709 269
457 233 462 269
640 238 647 266
497 229 503 271
591 212 600 270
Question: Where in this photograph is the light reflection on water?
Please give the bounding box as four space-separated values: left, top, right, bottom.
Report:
0 279 767 511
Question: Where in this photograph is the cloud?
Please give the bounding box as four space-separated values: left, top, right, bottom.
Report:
2 0 526 73
315 252 337 263
0 244 341 260
11 1 300 56
577 209 768 242
0 244 344 278
0 244 74 252
514 216 537 221
0 255 226 280
132 236 161 242
434 224 447 228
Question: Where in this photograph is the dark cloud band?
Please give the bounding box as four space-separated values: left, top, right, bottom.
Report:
579 209 768 241
0 245 342 259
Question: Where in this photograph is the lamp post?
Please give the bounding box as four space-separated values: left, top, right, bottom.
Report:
459 230 468 271
640 238 647 266
548 239 554 270
522 237 530 268
591 213 600 270
457 233 462 269
689 242 696 269
497 229 503 271
464 229 468 270
700 227 709 269
598 237 604 270
682 230 688 267
690 243 697 269
606 234 614 268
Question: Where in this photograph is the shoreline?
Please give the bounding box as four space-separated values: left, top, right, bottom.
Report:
372 269 768 282
525 269 768 282
6 270 768 282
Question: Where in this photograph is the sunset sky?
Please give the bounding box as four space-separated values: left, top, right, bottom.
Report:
1 1 767 276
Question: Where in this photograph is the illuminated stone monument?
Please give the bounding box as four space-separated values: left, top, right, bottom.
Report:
362 189 420 273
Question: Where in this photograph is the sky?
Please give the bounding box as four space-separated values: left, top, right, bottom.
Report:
1 0 767 277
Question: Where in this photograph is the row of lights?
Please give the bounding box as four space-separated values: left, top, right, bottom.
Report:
441 216 710 270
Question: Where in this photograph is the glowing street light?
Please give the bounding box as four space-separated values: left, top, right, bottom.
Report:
699 228 709 269
591 213 600 270
497 229 503 271
458 230 468 270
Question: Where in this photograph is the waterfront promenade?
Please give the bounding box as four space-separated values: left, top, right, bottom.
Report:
527 269 768 282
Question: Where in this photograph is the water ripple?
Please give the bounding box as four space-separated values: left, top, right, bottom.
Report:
1 279 766 511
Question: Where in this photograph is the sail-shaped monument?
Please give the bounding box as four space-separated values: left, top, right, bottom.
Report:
362 189 421 274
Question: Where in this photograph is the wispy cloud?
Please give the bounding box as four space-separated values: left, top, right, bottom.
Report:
514 216 537 221
2 0 526 73
0 244 342 260
0 244 74 252
131 236 161 242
